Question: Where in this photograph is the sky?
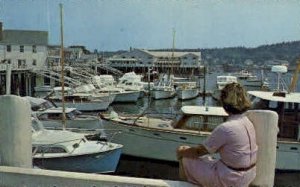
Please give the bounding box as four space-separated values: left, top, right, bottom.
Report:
1 0 300 51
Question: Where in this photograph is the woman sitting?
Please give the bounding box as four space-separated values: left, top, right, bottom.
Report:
176 82 257 187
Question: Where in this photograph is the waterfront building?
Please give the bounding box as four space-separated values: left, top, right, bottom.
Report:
0 22 48 95
108 48 203 75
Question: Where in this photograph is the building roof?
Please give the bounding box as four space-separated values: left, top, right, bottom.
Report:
140 49 200 58
0 30 48 45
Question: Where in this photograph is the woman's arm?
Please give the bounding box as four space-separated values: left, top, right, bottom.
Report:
176 144 209 159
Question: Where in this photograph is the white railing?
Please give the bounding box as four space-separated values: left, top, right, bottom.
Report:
0 166 197 187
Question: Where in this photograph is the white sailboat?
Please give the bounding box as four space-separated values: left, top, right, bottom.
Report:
100 106 227 162
151 73 176 99
151 29 177 100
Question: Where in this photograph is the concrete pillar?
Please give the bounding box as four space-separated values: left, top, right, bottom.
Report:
0 95 32 168
246 110 279 187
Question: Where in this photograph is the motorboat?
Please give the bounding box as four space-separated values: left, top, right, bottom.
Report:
47 87 110 111
24 96 106 138
31 117 123 173
212 75 238 100
116 72 146 98
92 75 140 103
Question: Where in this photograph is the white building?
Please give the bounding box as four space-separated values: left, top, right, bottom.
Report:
0 22 48 95
0 23 48 71
108 49 202 73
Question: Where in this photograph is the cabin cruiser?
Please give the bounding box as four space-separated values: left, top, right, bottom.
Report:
32 117 123 173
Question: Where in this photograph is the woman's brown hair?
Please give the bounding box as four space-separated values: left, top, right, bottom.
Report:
220 82 251 114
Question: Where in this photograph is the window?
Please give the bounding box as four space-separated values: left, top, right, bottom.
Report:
7 59 11 64
20 45 24 52
33 59 37 66
18 59 26 68
6 45 11 52
32 45 37 53
18 60 22 67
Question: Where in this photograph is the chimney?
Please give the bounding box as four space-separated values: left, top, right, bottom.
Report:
0 22 3 41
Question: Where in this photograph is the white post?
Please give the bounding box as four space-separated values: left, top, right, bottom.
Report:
247 110 279 187
0 95 32 168
6 63 11 95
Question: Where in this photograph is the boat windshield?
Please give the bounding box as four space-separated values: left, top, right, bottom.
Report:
32 118 44 132
175 114 227 132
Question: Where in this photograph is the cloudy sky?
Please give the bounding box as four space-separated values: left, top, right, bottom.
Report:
1 0 300 51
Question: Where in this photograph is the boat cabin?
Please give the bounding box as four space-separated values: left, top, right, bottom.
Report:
216 75 238 90
37 107 81 121
174 106 228 132
249 91 300 140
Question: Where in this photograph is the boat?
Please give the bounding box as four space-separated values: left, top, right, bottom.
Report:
231 70 270 91
34 85 53 98
93 75 140 103
74 84 115 106
211 75 238 100
175 81 199 100
247 65 300 170
151 73 176 100
100 106 228 162
47 86 110 111
31 117 123 173
151 29 177 100
116 72 146 98
24 95 107 139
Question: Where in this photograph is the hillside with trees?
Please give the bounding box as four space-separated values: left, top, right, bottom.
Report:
200 41 300 66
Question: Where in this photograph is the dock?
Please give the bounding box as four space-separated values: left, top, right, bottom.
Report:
0 166 197 187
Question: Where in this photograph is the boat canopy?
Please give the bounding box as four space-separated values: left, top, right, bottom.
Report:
248 91 300 104
181 106 228 116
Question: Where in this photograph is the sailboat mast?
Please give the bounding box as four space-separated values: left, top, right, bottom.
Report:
60 3 66 129
171 29 175 75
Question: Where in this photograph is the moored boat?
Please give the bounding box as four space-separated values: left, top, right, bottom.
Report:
48 87 110 111
100 106 227 162
31 117 123 173
176 82 199 100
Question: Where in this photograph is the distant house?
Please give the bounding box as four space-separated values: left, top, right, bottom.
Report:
108 48 202 73
0 22 48 71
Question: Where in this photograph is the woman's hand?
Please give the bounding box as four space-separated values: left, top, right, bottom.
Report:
177 145 209 160
176 145 198 159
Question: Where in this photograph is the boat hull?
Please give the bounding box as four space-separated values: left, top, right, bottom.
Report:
103 119 300 171
103 119 206 162
113 91 140 103
176 89 199 100
151 90 176 100
33 148 122 173
54 100 110 111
